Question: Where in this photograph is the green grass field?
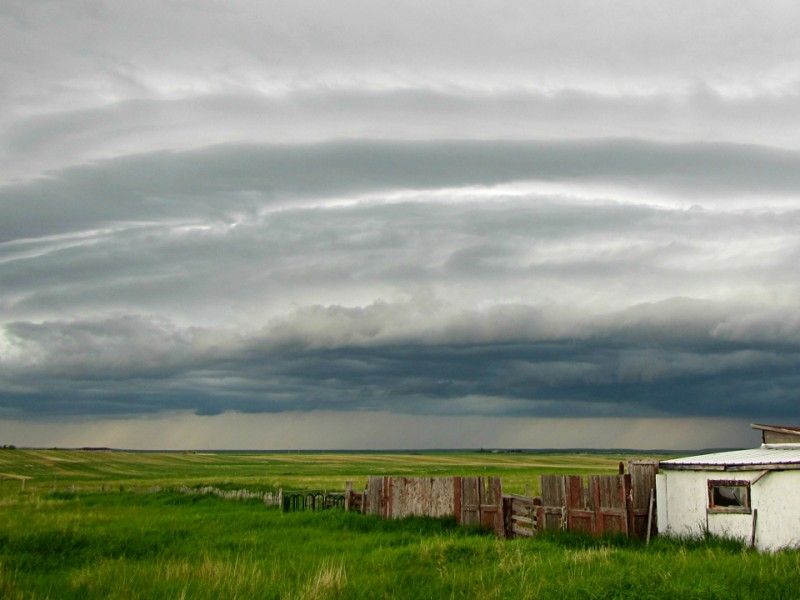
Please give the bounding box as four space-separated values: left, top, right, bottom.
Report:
0 448 655 496
0 449 797 599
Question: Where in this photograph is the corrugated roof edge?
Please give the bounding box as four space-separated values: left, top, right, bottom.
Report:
660 446 800 471
751 423 800 435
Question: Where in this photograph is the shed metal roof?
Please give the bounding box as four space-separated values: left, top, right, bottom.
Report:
751 423 800 434
660 446 800 470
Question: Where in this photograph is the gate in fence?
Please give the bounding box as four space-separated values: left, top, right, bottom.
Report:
530 462 658 538
538 474 631 536
503 493 539 537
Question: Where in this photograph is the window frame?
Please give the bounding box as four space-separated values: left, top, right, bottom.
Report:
707 479 751 514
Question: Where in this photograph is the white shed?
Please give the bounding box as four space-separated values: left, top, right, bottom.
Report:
656 424 800 551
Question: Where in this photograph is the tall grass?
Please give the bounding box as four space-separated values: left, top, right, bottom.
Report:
0 490 797 599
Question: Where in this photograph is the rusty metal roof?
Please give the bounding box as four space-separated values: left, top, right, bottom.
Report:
661 446 800 469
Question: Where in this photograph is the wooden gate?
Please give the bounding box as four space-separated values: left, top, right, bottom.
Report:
537 474 633 536
503 494 539 537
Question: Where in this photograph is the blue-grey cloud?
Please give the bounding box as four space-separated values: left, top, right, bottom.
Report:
2 192 798 322
7 86 800 180
4 139 800 242
1 146 799 424
1 299 799 420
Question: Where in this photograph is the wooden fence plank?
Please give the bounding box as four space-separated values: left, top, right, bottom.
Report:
540 475 567 531
483 477 504 537
629 461 658 539
453 476 462 525
461 477 480 527
366 476 383 516
540 475 565 507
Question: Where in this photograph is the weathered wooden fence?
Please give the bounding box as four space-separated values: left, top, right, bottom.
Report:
357 476 505 537
292 461 659 541
512 461 658 539
281 490 345 512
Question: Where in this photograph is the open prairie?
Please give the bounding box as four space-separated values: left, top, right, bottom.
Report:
0 448 650 496
0 449 798 599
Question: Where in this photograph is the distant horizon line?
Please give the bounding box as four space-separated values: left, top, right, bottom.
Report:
6 446 743 455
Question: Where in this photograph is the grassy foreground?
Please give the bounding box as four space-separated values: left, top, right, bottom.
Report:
0 450 797 599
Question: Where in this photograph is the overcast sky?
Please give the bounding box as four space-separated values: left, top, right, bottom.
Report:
1 1 799 449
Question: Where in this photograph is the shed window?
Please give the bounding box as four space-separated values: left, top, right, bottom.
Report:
707 480 751 513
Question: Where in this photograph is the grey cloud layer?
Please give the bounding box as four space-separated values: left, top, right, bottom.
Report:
2 299 799 419
4 1 800 180
4 1 799 97
8 87 800 180
2 184 798 322
2 1 800 429
4 139 800 242
1 181 799 419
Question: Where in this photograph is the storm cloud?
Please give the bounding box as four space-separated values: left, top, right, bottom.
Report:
1 1 799 445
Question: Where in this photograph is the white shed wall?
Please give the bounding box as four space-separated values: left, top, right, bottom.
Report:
657 469 800 551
